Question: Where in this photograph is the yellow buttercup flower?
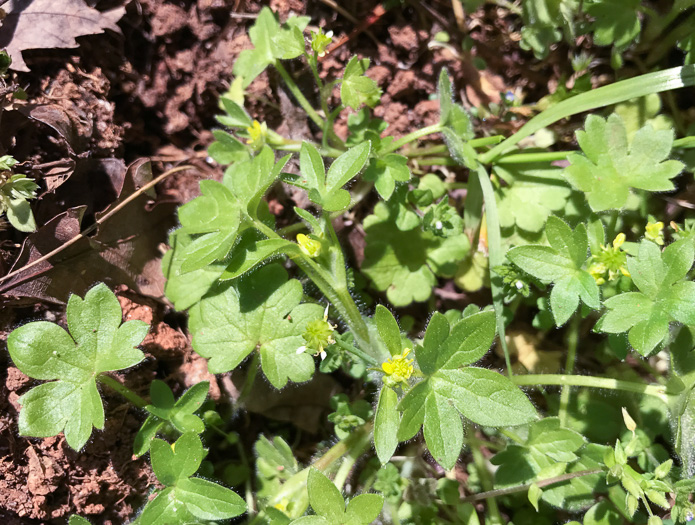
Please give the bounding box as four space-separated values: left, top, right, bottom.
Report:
589 233 629 285
245 120 267 151
645 221 665 245
382 348 414 386
296 233 322 258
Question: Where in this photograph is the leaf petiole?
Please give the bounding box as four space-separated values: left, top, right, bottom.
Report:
97 374 148 409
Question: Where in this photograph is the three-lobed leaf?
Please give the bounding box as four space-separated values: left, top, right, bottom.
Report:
397 312 536 469
8 284 148 450
596 239 695 355
507 216 600 326
138 432 246 524
290 469 383 524
340 56 381 110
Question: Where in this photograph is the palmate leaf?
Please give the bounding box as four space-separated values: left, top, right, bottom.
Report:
396 312 537 469
563 113 683 212
507 216 600 326
7 284 148 450
361 187 469 306
596 239 695 355
188 264 324 388
494 164 572 233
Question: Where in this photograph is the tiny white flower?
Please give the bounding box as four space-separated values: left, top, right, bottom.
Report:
296 345 307 355
320 350 327 360
435 220 443 230
515 280 524 290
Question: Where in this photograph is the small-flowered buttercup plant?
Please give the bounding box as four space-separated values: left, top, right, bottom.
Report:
7 5 695 524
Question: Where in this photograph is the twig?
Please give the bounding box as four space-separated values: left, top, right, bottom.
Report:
0 164 195 285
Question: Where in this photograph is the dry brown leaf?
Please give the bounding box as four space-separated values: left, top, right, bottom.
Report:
0 0 125 72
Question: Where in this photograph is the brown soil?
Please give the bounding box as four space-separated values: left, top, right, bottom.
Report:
0 0 568 522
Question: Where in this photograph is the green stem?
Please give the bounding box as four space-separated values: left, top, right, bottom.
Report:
460 469 604 504
334 337 379 366
333 428 371 490
512 374 668 401
97 374 148 409
313 423 372 471
404 136 503 158
467 421 503 525
496 150 572 164
476 165 513 377
559 315 580 427
381 123 445 154
237 352 260 405
253 218 372 353
674 136 695 149
274 62 326 129
273 141 344 158
412 157 460 166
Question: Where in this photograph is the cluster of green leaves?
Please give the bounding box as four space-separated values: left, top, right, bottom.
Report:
7 285 246 525
372 305 537 469
508 216 695 357
0 154 38 231
517 0 695 66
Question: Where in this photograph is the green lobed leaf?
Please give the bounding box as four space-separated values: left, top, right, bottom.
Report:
508 216 599 325
189 264 323 388
362 189 469 306
162 229 228 311
340 56 381 109
8 284 147 449
323 141 371 212
220 235 300 281
437 310 497 370
175 477 247 520
596 239 695 355
217 98 252 128
563 113 683 212
423 390 464 469
344 493 384 524
150 432 204 486
208 130 250 165
417 312 450 376
495 164 571 234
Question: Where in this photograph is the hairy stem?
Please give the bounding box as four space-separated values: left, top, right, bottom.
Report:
467 421 504 525
460 469 604 503
274 61 326 129
559 315 581 426
253 218 372 353
334 337 379 366
381 123 445 154
512 374 668 402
